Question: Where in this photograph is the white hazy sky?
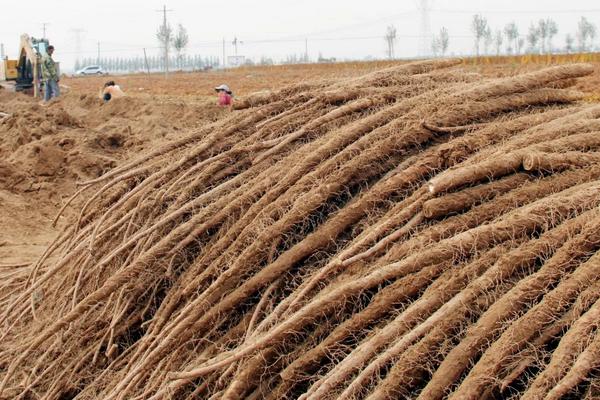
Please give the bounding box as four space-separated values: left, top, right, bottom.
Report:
1 0 599 70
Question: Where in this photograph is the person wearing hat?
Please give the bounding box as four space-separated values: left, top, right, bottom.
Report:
215 84 233 106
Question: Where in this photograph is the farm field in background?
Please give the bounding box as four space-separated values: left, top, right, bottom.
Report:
61 55 600 99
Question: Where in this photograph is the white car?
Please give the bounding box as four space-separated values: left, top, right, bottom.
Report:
75 65 107 75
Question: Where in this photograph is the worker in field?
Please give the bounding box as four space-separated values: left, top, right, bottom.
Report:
100 81 126 102
41 45 60 101
215 84 233 106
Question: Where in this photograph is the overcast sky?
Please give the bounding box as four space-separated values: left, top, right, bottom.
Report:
1 0 599 71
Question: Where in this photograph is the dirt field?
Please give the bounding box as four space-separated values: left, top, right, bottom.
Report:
63 57 600 99
0 60 415 265
0 86 227 264
1 57 600 399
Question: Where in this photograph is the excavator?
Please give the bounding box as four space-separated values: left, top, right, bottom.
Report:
0 34 54 98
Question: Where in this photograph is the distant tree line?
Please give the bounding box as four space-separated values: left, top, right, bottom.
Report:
431 27 449 57
75 54 221 73
468 15 597 57
383 15 599 59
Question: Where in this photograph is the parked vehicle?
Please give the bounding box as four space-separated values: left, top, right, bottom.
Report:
75 65 107 75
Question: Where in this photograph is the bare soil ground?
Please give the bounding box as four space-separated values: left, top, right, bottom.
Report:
0 87 226 264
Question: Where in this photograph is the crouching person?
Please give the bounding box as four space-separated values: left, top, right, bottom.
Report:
100 81 126 102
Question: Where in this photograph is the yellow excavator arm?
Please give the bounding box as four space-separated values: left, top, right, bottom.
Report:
18 34 42 97
19 34 38 68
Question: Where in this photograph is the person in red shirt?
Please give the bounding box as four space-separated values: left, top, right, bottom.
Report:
215 84 233 106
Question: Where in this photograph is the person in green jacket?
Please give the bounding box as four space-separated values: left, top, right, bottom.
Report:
41 45 60 101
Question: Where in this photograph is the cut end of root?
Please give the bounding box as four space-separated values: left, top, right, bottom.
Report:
428 182 436 194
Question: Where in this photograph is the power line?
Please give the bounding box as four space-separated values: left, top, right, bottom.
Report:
431 8 600 14
268 10 416 41
230 33 475 45
60 46 162 55
55 6 600 62
60 32 481 56
203 7 599 46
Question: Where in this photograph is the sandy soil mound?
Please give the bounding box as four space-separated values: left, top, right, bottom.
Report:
2 60 600 400
0 89 229 186
0 89 229 265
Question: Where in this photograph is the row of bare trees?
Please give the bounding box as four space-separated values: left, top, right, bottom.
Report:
431 27 449 57
156 22 189 73
383 15 597 59
472 15 597 56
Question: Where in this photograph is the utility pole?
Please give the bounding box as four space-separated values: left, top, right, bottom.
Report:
97 42 100 64
156 5 173 77
232 37 243 57
143 48 151 75
222 37 226 69
305 38 308 63
41 23 50 39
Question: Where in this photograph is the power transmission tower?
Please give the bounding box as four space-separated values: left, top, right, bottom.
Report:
417 0 434 57
70 28 86 67
222 37 226 69
385 26 397 59
156 5 173 77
